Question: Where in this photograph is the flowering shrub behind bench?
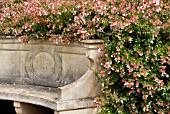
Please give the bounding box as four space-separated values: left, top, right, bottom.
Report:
94 1 170 114
0 0 170 113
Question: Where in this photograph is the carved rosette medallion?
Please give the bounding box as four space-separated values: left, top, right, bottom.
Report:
26 49 61 86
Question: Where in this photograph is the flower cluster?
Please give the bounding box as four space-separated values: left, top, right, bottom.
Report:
94 0 170 114
0 0 92 43
0 0 170 113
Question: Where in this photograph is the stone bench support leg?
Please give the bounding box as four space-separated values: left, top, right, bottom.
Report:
54 108 101 114
13 101 53 114
14 102 22 114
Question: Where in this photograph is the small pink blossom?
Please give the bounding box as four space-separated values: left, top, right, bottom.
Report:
99 70 105 77
4 28 9 34
143 95 148 100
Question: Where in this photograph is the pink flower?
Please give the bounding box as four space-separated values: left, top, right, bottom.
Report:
112 6 118 13
22 23 30 30
4 28 9 34
130 6 136 13
114 56 121 62
115 33 121 38
110 21 118 27
130 16 138 24
104 61 112 69
143 95 148 100
153 20 162 26
116 46 122 52
136 81 139 87
140 71 148 77
98 46 104 53
124 82 133 88
99 70 105 77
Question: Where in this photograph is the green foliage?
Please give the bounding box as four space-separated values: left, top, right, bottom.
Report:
0 0 170 113
95 1 170 114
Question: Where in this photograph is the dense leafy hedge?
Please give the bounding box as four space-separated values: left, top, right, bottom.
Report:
94 1 170 114
0 0 170 113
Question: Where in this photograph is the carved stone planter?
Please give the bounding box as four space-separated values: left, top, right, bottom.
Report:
0 36 103 114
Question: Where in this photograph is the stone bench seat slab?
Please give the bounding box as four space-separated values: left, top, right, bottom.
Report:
0 83 96 111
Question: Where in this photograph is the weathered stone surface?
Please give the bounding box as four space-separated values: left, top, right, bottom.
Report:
0 37 89 87
0 37 103 114
25 49 62 87
0 83 96 111
32 52 55 79
0 51 21 78
54 108 101 114
58 40 103 100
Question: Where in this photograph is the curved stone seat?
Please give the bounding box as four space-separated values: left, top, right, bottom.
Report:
0 36 103 114
0 83 95 111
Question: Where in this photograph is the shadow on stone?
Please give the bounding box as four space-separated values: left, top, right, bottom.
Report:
0 100 16 114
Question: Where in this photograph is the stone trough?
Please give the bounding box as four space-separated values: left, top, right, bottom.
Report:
0 36 102 114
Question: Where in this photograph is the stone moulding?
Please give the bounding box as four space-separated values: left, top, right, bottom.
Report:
0 36 103 114
58 39 103 100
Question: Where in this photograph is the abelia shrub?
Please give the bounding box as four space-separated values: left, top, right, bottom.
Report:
0 0 170 113
0 0 83 43
94 1 170 114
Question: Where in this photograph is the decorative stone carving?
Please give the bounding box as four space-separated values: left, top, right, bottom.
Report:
26 49 62 86
32 52 55 79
